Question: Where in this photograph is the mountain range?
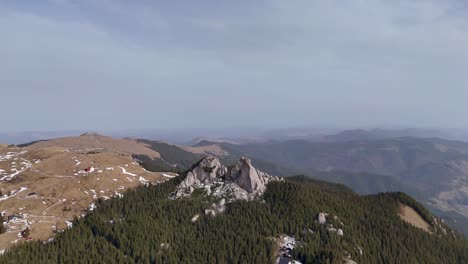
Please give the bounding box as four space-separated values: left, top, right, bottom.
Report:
2 132 468 263
181 136 468 235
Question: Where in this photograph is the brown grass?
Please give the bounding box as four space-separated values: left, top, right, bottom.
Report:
183 144 230 156
28 134 161 159
0 142 176 250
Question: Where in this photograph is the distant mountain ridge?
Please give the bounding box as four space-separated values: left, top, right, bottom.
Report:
322 128 461 142
4 127 468 146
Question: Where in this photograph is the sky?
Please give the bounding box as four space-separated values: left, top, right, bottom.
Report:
1 0 468 132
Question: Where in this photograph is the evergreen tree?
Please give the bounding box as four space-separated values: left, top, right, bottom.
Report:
1 175 467 264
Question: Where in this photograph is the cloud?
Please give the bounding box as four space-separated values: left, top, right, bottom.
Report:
0 1 467 131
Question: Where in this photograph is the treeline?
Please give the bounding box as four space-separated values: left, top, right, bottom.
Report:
136 140 203 171
0 215 5 234
132 154 179 173
1 175 468 263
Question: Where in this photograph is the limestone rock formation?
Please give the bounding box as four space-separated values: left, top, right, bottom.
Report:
179 157 223 189
175 156 278 200
337 229 344 236
318 213 327 225
204 199 226 217
235 157 266 193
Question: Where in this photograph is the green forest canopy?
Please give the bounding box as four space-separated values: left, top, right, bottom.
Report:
1 174 468 264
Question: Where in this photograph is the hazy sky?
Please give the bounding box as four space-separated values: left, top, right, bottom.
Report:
1 0 467 131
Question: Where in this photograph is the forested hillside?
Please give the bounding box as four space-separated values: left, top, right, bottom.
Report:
215 137 468 235
136 140 204 171
135 139 293 176
1 173 467 263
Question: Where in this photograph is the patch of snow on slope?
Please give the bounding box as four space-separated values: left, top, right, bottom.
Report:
0 155 32 181
191 214 200 222
0 195 12 202
65 221 73 229
139 176 149 185
276 235 302 264
119 166 137 177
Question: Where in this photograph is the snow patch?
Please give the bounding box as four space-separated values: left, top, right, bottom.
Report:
139 176 149 185
119 166 137 177
0 155 32 181
65 221 73 229
191 214 200 222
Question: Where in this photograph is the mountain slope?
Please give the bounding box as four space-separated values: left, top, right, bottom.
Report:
218 138 468 209
0 136 177 250
23 133 161 159
127 136 468 235
1 171 466 263
136 139 294 176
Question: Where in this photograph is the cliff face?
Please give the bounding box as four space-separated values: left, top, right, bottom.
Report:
234 157 266 193
179 157 223 189
176 156 278 200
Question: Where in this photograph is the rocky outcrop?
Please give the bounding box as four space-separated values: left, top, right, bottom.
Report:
275 235 302 264
179 157 223 189
205 199 226 217
318 213 327 225
175 156 278 200
337 229 344 236
235 157 266 193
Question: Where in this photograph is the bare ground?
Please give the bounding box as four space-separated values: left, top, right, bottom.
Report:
398 203 431 233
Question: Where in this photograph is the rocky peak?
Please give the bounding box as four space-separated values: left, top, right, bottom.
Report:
235 157 266 193
179 157 223 189
176 156 279 200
